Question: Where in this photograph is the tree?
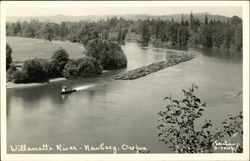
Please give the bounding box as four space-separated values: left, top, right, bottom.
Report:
22 58 47 82
77 57 102 77
6 43 12 70
117 28 128 43
12 70 28 83
234 24 242 50
62 57 102 78
177 25 190 46
200 26 213 48
7 65 17 82
205 14 208 25
139 20 150 43
62 61 78 79
51 48 69 75
190 11 194 30
85 39 127 70
42 22 53 41
44 60 62 78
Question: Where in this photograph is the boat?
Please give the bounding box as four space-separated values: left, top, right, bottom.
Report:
61 86 76 94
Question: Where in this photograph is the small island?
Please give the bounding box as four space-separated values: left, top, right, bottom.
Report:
114 54 193 80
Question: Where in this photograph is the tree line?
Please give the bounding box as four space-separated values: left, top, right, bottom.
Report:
139 14 242 50
6 17 132 44
6 13 242 50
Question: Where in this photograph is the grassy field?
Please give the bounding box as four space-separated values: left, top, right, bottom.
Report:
7 37 85 62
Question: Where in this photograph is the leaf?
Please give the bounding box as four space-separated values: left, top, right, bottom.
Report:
182 99 189 104
158 133 163 137
195 98 201 103
157 124 164 129
173 100 179 105
175 110 181 116
202 123 212 129
165 116 172 120
199 109 204 112
201 102 206 107
164 97 169 100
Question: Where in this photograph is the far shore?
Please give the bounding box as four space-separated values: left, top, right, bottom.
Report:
7 77 66 89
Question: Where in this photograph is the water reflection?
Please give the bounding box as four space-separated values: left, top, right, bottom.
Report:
197 48 242 62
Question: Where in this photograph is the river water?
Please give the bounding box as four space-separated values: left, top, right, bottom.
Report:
7 42 242 153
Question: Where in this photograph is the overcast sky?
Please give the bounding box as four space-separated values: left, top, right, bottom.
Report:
6 5 242 18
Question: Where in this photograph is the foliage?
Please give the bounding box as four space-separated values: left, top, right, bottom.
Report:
21 58 47 82
44 60 62 78
62 61 78 79
158 84 243 153
222 111 243 152
62 57 102 78
200 25 213 48
6 43 12 70
6 65 17 82
139 20 150 43
157 84 223 153
12 70 29 83
117 28 128 43
77 57 103 77
50 48 69 75
85 39 127 70
6 14 242 50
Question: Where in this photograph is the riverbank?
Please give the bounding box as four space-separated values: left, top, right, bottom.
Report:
7 77 66 89
114 54 194 80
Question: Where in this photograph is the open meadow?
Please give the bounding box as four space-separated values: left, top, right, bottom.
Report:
7 37 84 62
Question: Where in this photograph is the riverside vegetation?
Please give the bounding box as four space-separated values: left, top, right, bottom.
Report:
6 39 128 83
5 13 243 154
6 12 242 83
6 13 242 50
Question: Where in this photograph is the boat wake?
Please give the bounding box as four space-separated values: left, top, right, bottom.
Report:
74 84 95 91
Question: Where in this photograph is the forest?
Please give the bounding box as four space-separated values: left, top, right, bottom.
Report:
6 13 242 50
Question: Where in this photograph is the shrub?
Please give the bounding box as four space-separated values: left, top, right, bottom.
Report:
45 60 62 78
6 43 12 70
12 70 28 83
62 57 102 78
62 61 78 79
22 58 47 82
85 39 127 70
51 48 69 72
157 84 223 153
158 84 243 153
77 56 102 77
222 111 243 152
6 65 17 82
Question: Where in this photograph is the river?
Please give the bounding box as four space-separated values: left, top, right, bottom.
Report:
7 42 242 153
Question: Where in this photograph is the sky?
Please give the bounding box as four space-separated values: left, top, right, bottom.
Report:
5 4 242 18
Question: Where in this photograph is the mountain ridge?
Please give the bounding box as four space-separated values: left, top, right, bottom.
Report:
7 12 232 23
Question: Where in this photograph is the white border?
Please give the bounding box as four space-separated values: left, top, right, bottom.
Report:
1 1 249 161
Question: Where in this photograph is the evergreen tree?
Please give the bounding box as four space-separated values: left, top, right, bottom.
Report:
139 20 150 43
205 14 208 25
190 11 194 30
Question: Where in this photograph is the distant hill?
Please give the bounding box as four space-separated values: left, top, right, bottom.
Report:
7 13 231 23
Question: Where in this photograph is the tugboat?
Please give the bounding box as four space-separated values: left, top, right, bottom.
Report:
61 86 76 94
